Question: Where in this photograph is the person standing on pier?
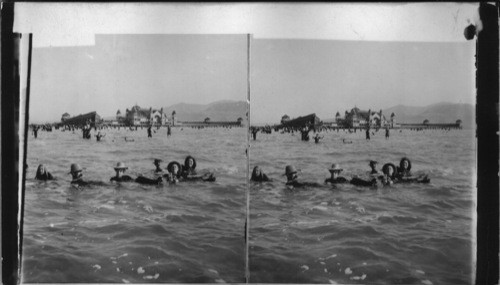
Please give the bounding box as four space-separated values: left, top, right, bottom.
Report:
385 127 390 139
147 125 152 138
167 125 172 136
365 127 371 140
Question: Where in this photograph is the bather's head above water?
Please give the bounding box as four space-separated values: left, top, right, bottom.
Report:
36 164 47 176
284 165 299 182
399 157 412 172
153 159 163 171
167 161 182 177
113 162 128 177
69 163 84 180
328 163 343 179
184 156 197 170
252 166 262 177
382 163 397 178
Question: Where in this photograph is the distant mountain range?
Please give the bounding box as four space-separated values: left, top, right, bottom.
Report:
163 100 248 122
164 101 474 128
383 102 474 129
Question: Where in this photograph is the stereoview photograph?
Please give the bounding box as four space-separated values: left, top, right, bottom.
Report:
22 34 249 283
16 2 480 285
248 4 476 285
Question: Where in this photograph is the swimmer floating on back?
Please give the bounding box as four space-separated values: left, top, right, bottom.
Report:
183 156 197 176
381 163 398 186
35 164 54 181
395 157 430 183
369 160 379 175
69 163 89 186
348 162 379 187
166 161 182 184
69 163 107 187
135 175 163 185
324 163 348 184
397 157 412 177
284 165 321 188
110 162 134 182
180 156 216 182
153 159 164 173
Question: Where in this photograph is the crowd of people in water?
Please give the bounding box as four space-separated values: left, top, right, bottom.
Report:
35 156 428 189
31 120 443 189
33 155 216 187
250 122 459 142
251 157 430 188
250 124 393 142
30 120 242 142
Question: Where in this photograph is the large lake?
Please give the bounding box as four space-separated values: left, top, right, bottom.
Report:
249 128 475 284
22 127 475 284
22 127 247 283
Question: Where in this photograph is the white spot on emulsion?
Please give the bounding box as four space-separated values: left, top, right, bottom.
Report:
350 274 366 280
143 274 159 280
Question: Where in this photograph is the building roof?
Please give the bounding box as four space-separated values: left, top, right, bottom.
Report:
127 105 151 117
62 112 70 117
350 108 369 119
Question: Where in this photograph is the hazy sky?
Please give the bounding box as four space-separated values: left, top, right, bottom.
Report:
251 39 475 124
30 35 248 122
16 3 477 123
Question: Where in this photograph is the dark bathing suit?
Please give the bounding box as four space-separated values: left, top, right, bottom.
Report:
110 175 134 182
251 174 270 182
35 172 54 181
136 176 162 185
286 180 321 188
325 177 349 184
71 178 89 186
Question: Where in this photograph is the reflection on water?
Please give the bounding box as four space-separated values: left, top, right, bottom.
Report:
22 127 247 283
249 129 475 284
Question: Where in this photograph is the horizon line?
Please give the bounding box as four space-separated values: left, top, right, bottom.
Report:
30 100 473 124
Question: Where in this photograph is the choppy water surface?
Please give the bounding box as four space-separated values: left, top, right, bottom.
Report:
22 127 247 283
249 129 475 284
22 127 475 284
